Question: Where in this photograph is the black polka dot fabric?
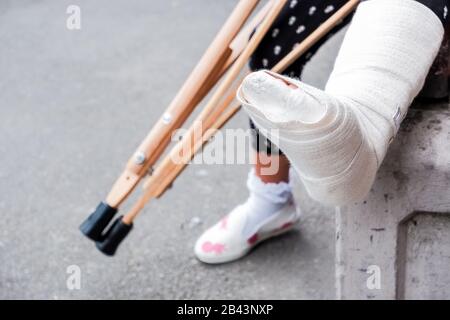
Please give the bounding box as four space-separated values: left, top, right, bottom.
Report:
249 0 352 79
414 0 449 24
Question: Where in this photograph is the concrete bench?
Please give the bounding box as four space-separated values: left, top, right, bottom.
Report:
335 37 449 300
336 101 450 299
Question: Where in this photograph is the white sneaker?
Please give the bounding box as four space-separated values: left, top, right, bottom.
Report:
194 199 301 264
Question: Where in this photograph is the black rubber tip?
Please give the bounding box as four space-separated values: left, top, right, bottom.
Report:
95 216 132 256
80 202 117 241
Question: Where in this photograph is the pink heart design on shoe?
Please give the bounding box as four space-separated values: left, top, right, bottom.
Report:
202 241 225 254
280 222 294 230
247 233 259 245
220 215 228 230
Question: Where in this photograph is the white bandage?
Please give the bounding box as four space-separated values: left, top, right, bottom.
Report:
237 0 444 205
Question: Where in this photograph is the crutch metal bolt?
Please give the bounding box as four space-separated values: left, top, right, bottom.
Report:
81 0 360 256
134 151 146 165
162 113 173 124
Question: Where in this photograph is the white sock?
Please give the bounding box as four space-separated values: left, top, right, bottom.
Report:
237 0 444 205
241 169 292 238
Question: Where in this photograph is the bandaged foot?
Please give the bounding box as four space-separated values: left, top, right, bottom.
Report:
237 0 444 205
194 169 301 264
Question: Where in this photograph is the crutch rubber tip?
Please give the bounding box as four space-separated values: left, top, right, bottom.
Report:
95 216 132 256
80 202 117 241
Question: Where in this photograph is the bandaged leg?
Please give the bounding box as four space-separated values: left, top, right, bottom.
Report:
237 0 444 205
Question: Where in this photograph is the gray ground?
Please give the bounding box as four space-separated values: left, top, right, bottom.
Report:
0 0 346 299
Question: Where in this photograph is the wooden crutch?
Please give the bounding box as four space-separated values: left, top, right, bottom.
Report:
86 0 288 255
90 0 360 256
79 0 268 247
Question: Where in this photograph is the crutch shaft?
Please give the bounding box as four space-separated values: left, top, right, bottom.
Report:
222 0 275 74
103 51 231 208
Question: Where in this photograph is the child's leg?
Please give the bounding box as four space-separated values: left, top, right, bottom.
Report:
194 0 359 264
255 152 290 184
238 0 446 206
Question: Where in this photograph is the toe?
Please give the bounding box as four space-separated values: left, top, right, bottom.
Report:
240 71 327 125
241 71 293 112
